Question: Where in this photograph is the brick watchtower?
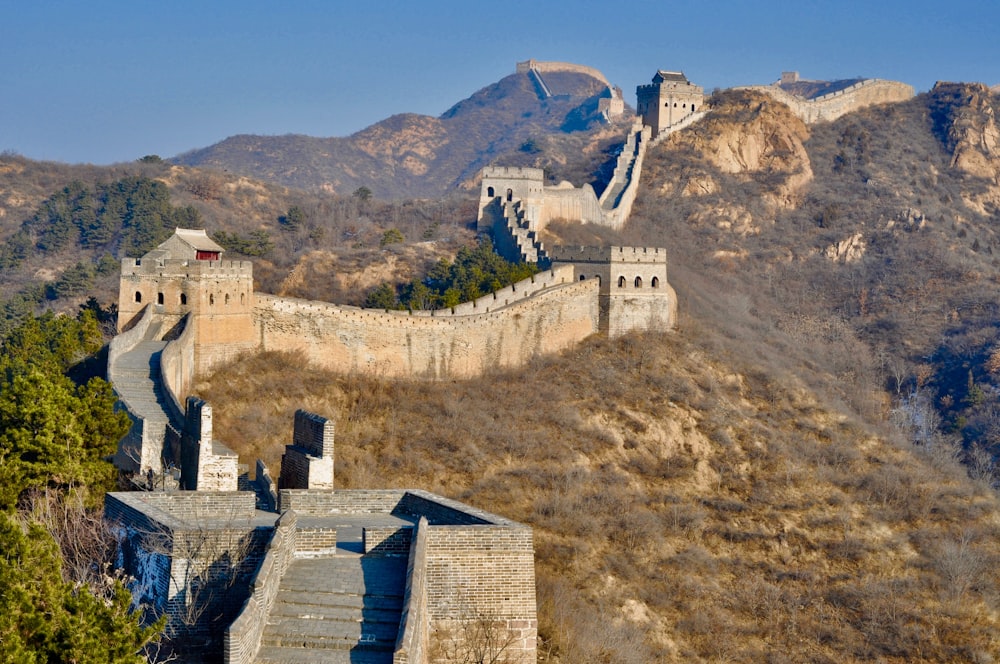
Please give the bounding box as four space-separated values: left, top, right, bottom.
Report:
117 228 257 372
636 70 704 138
550 246 677 336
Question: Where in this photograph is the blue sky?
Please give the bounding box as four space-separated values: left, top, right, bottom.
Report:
2 0 997 165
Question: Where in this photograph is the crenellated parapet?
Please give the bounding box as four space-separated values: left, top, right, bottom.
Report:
738 77 915 124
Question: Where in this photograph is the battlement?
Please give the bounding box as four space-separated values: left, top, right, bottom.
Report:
738 77 914 124
481 166 545 181
550 245 668 264
121 257 254 278
515 59 610 86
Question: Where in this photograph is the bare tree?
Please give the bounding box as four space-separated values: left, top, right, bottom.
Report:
17 488 121 598
431 588 521 664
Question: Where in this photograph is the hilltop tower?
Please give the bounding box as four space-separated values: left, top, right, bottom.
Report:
550 246 677 336
636 70 704 138
118 228 256 372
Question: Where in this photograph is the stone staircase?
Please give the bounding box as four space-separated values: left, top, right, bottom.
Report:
256 554 407 664
600 131 641 211
109 328 182 477
501 201 548 266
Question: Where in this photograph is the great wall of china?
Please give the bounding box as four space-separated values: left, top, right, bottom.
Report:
739 75 914 124
104 62 918 663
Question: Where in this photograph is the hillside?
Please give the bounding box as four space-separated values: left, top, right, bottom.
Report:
172 68 632 198
186 83 1000 661
0 156 478 312
8 72 1000 661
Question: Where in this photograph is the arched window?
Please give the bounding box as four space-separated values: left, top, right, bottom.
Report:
579 274 586 281
506 188 513 202
683 103 687 108
225 293 230 305
180 293 187 305
673 102 678 107
240 293 245 304
618 276 626 288
651 276 660 288
487 186 495 197
691 104 696 112
134 291 142 303
634 276 643 288
157 292 164 305
209 294 215 306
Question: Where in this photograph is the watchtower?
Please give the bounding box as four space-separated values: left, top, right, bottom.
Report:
118 228 256 371
550 246 677 336
477 166 546 233
636 70 704 138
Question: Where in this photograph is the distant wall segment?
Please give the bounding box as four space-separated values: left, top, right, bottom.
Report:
516 59 609 86
254 273 601 379
739 78 914 124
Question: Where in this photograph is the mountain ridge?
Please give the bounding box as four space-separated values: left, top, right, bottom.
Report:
173 67 629 199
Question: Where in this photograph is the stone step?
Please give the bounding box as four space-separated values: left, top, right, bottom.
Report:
256 644 392 664
264 614 399 642
275 583 404 605
261 625 396 651
272 594 403 616
268 598 403 625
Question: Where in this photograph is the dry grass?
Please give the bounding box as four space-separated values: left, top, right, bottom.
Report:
197 325 1000 662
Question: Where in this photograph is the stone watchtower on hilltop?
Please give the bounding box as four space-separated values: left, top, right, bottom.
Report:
636 70 705 138
551 246 677 336
117 228 257 373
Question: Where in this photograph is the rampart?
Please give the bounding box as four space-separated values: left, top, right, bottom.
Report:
739 78 914 124
515 59 609 86
254 274 601 379
478 120 649 244
107 406 539 664
108 304 160 474
224 510 298 664
106 491 267 651
159 313 195 419
273 489 536 662
394 516 430 664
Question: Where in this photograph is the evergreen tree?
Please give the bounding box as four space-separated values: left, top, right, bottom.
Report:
0 513 160 663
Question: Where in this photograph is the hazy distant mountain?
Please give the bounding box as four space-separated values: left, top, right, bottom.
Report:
172 69 631 199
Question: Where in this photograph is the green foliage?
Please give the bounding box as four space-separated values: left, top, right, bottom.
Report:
363 283 399 310
364 238 538 310
0 512 160 663
0 176 203 275
352 186 372 202
137 154 163 164
45 262 95 300
212 229 274 257
0 310 127 509
379 227 405 247
279 205 306 231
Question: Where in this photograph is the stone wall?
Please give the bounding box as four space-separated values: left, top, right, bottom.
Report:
225 510 298 664
179 397 239 492
279 410 336 490
515 59 609 86
159 313 195 419
365 525 414 556
394 517 430 664
739 78 914 124
425 525 537 663
254 277 601 380
106 491 266 652
279 489 407 515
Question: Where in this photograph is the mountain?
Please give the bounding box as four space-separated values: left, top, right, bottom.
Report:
171 66 632 199
194 83 1000 661
7 72 1000 661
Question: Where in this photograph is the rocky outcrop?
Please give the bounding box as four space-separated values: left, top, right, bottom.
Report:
659 90 813 213
929 82 1000 213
